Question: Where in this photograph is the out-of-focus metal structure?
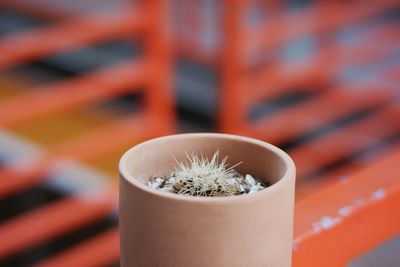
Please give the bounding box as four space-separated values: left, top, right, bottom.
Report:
0 0 399 266
175 0 400 265
0 0 174 266
217 1 400 266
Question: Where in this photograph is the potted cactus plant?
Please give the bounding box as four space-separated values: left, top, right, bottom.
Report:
119 133 295 266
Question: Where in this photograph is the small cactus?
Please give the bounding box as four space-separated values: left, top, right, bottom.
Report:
148 150 267 196
171 151 242 196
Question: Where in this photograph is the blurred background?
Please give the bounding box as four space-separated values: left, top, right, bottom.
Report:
0 0 399 266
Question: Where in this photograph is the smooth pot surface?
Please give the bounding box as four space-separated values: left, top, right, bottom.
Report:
119 133 295 267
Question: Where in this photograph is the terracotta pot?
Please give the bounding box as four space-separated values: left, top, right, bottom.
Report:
119 133 295 267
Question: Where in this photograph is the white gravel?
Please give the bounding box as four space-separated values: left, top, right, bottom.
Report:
148 174 267 196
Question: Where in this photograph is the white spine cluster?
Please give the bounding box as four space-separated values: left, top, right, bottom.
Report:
172 151 241 196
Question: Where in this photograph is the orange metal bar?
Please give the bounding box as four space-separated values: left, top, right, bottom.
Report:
0 61 145 128
252 83 396 143
0 12 145 69
0 162 52 197
220 0 248 133
0 114 148 198
289 106 400 180
293 149 400 266
34 229 120 267
0 194 115 259
141 0 175 135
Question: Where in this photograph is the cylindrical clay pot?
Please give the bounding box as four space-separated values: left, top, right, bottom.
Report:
119 133 295 267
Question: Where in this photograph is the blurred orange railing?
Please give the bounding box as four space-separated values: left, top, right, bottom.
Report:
0 0 174 265
293 148 400 266
0 0 399 266
217 0 400 265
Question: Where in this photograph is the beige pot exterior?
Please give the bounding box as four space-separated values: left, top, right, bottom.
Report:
119 133 296 267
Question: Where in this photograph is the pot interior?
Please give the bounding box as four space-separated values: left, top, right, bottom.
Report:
123 134 288 187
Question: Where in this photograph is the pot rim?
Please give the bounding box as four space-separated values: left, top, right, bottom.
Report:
119 133 295 203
